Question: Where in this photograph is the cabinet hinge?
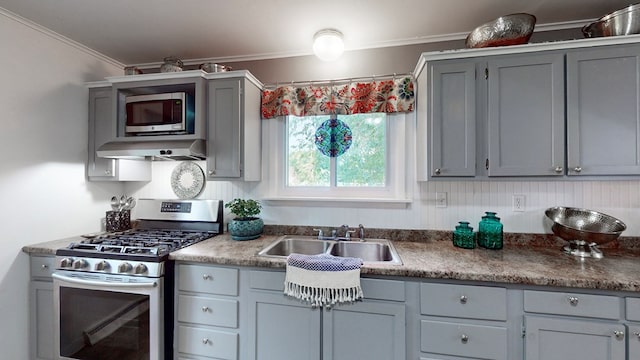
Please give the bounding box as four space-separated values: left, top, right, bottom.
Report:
484 68 489 80
521 322 526 338
485 158 489 170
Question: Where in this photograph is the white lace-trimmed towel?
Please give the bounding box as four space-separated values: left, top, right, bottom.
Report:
284 253 364 307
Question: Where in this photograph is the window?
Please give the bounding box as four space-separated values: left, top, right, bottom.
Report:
265 112 409 203
287 113 386 188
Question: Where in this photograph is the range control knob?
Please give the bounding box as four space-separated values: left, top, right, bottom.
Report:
134 264 148 275
95 261 110 272
118 262 133 273
72 259 88 270
59 258 74 268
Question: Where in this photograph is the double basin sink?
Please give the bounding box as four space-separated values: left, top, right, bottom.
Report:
258 235 403 265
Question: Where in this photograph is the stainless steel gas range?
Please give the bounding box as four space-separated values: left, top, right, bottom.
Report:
52 199 223 360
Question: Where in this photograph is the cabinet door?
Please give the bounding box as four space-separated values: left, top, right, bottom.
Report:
525 316 625 360
322 300 405 360
487 53 565 176
88 87 116 179
207 79 242 179
629 324 640 359
567 45 640 176
30 281 54 360
429 61 476 177
247 290 321 360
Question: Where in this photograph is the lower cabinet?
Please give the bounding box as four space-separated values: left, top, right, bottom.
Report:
29 255 55 360
246 270 406 360
175 264 241 360
523 290 626 360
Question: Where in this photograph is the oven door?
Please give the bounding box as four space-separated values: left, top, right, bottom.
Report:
52 271 164 360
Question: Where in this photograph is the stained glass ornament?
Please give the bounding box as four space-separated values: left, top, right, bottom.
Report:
314 119 352 157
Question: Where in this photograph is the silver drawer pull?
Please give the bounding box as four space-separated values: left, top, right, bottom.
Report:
634 332 640 339
614 330 625 339
434 168 441 175
202 306 210 313
202 338 211 345
202 274 213 280
459 295 468 304
554 166 563 173
567 296 579 306
461 334 469 343
41 264 49 270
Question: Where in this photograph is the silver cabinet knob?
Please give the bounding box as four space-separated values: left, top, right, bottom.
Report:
461 334 469 343
554 166 563 173
614 330 625 339
434 168 441 175
202 306 210 313
104 170 111 175
460 295 468 304
41 264 49 270
311 304 319 310
202 338 211 345
634 332 640 339
567 296 579 306
574 166 582 173
208 170 215 175
202 274 212 280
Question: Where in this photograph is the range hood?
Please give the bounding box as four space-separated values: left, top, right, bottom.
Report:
97 139 206 160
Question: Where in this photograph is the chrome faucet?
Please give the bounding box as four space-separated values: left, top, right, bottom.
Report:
312 225 356 241
358 224 366 242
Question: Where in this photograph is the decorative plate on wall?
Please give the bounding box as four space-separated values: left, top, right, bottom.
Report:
314 118 353 157
171 161 205 199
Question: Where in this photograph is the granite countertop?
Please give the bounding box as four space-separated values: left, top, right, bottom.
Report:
23 233 640 292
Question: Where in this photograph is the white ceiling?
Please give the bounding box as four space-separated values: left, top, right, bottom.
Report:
0 0 634 66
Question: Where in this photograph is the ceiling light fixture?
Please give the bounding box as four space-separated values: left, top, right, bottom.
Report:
313 29 344 61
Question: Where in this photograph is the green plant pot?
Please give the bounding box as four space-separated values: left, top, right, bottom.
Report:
228 217 264 240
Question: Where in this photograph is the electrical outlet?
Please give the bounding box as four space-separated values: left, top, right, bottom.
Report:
513 194 525 212
436 192 447 208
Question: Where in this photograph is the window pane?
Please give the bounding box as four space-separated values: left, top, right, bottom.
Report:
336 113 386 187
287 115 330 186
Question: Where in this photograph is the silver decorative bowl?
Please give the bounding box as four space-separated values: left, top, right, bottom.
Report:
465 13 536 48
545 206 626 258
583 3 640 38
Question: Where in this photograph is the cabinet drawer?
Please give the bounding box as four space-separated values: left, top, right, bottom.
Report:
178 265 238 296
626 297 640 321
177 325 238 359
420 283 507 321
249 270 405 301
420 320 507 360
524 290 620 319
178 295 238 328
30 256 55 279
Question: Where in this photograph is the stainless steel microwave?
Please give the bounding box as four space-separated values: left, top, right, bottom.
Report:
125 92 194 135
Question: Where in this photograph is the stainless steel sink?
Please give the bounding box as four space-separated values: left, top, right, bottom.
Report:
258 236 402 265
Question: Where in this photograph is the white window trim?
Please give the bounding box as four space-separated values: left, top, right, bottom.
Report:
262 113 411 207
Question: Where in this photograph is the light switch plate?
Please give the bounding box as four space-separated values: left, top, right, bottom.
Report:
436 192 447 208
513 194 525 212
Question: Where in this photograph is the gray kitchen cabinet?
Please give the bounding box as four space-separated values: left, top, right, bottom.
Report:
566 45 640 176
486 53 565 176
246 270 406 360
206 74 261 181
29 255 55 360
87 85 150 181
425 60 477 177
175 264 241 360
523 290 626 360
419 52 564 179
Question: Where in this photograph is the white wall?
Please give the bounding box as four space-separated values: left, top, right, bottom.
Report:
0 11 123 358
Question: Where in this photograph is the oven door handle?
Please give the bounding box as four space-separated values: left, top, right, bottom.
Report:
52 273 158 288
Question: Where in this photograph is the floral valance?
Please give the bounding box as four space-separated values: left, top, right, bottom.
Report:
261 76 414 119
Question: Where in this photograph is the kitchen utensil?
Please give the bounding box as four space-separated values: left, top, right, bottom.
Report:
120 195 127 211
199 63 232 73
583 3 640 38
110 196 120 211
465 13 536 48
124 197 136 210
545 206 626 244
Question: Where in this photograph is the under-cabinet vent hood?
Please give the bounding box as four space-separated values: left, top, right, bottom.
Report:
97 139 206 160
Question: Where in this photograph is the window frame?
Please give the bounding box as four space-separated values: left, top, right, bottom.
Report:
264 112 410 205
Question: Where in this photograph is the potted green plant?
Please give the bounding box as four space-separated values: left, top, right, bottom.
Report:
225 198 263 240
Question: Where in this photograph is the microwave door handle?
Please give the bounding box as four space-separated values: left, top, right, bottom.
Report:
52 273 158 289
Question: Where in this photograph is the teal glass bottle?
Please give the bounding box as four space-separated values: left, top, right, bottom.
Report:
477 212 503 249
453 221 475 249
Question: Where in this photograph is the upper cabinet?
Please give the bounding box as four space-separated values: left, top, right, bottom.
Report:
206 73 262 181
87 84 151 181
417 37 640 180
566 44 640 176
